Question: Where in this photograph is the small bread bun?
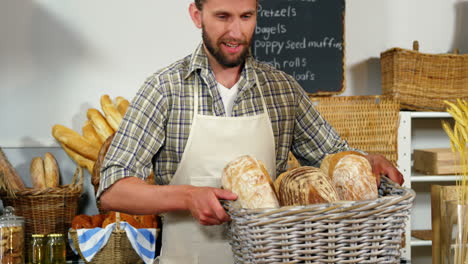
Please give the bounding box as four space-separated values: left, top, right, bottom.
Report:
134 215 158 228
43 152 59 188
91 214 106 228
72 214 93 229
320 151 365 179
30 157 46 190
222 155 279 209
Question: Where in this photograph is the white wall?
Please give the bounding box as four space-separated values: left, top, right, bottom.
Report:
1 0 467 147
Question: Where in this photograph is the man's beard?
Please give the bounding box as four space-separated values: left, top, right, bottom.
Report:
202 26 250 68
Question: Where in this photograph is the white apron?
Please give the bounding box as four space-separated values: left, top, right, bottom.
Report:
157 74 276 264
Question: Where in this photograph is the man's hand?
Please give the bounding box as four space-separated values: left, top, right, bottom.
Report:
185 186 237 226
365 154 404 186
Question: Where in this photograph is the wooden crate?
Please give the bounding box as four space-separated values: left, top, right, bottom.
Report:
413 148 467 175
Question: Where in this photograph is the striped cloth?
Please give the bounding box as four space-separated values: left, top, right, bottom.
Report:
68 222 157 264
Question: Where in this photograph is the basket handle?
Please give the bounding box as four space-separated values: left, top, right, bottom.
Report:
412 40 419 51
115 212 121 230
70 166 84 187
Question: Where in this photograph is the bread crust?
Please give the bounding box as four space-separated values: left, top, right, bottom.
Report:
0 148 25 191
116 96 130 116
82 120 103 146
30 157 46 190
100 95 123 131
60 143 94 174
222 155 279 209
52 124 99 161
87 108 114 142
43 152 59 188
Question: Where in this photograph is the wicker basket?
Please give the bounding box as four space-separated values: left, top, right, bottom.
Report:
223 177 415 264
1 167 83 259
309 95 400 165
380 40 468 111
69 212 144 264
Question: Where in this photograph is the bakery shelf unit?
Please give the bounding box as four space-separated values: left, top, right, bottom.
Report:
398 111 455 262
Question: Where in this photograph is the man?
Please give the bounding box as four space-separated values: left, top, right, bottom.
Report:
97 0 404 263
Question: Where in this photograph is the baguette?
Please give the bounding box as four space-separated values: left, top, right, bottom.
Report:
100 95 123 131
82 120 103 146
30 157 46 190
87 108 114 142
43 152 59 188
52 124 99 161
0 148 25 191
222 155 279 209
92 134 114 194
60 143 94 174
116 96 130 116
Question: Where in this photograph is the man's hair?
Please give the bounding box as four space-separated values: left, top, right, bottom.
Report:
194 0 258 10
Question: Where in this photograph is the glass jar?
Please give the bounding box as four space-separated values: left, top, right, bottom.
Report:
30 234 46 264
45 233 66 264
0 206 25 264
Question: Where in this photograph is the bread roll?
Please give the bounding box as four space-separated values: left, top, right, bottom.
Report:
82 120 103 146
60 143 94 174
0 148 25 191
87 108 114 142
43 152 59 188
30 157 46 190
71 214 93 229
100 95 123 131
52 124 99 161
277 166 340 206
222 155 279 209
91 214 106 228
116 96 130 116
330 154 378 201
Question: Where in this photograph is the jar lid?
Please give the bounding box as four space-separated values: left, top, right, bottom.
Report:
0 206 24 227
47 233 63 237
32 234 46 238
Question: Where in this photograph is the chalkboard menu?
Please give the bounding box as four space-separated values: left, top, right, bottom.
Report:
253 0 345 94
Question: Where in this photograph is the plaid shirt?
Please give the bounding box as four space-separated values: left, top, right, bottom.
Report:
97 43 351 198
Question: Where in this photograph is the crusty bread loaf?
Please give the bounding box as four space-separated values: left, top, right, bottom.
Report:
277 166 340 206
116 96 130 116
320 151 365 179
30 157 46 190
92 134 115 194
222 155 279 209
60 143 94 174
330 154 378 201
52 124 99 161
82 120 103 146
43 152 59 188
100 95 123 131
0 148 25 191
87 108 114 142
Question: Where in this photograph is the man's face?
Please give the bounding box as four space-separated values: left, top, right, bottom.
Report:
199 0 257 68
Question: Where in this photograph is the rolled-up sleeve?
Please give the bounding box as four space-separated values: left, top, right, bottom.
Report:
291 87 353 167
96 77 168 200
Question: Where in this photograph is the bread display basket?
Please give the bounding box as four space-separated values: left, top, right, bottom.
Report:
223 176 415 264
0 167 83 260
69 212 144 264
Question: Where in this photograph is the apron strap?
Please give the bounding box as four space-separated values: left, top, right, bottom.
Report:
253 71 269 114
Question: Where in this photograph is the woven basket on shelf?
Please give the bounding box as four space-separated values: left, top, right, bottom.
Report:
1 167 83 259
69 212 144 264
309 95 400 165
224 176 415 264
380 40 468 111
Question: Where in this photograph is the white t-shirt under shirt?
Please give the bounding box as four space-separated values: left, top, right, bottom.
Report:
217 81 240 117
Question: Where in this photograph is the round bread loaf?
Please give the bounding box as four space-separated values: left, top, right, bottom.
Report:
330 154 378 201
276 166 340 206
222 155 279 209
